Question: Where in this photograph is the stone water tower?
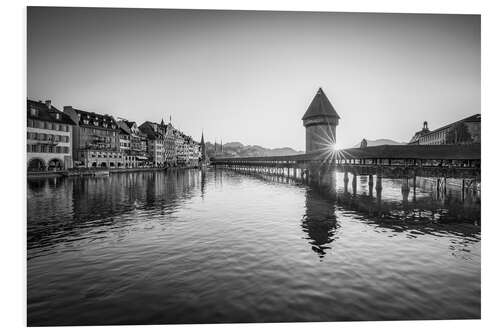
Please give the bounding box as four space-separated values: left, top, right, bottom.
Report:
302 88 340 153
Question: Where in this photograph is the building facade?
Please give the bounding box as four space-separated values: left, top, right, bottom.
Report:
27 100 75 171
161 122 177 167
117 120 149 168
63 106 123 168
409 114 481 145
139 122 165 167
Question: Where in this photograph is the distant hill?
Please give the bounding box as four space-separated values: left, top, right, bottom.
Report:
351 139 406 148
206 142 303 158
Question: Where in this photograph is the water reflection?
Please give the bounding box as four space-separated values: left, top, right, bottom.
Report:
301 189 338 258
27 168 481 325
27 170 201 257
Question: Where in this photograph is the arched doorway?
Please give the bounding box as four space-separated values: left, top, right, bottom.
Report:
28 158 45 172
91 162 97 168
110 162 115 168
100 162 107 168
47 158 63 171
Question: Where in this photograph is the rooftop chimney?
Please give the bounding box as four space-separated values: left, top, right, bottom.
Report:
45 100 52 110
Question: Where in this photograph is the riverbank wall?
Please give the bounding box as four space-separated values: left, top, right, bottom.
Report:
27 165 205 179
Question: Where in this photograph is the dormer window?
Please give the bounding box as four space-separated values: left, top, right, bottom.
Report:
55 113 61 120
83 119 89 125
30 108 37 117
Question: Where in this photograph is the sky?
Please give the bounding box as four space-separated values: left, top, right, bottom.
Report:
27 7 480 150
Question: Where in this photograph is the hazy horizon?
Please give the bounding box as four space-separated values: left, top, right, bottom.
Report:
27 7 480 150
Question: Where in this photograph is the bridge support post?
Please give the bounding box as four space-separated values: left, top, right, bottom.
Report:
368 174 374 197
376 174 383 193
343 171 349 193
402 177 410 202
352 173 357 195
412 175 417 201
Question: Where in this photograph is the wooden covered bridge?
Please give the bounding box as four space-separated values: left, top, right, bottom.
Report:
212 143 481 193
212 88 480 194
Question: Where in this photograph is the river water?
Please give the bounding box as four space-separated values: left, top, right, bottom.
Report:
27 168 480 325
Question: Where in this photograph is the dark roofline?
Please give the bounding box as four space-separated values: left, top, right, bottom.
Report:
302 88 341 120
213 144 480 162
27 99 76 126
421 114 481 138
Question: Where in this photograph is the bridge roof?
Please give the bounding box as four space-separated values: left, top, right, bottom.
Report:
213 144 481 162
340 144 481 160
302 88 340 120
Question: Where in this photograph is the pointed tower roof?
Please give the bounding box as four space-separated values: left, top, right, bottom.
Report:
302 88 340 120
200 131 205 144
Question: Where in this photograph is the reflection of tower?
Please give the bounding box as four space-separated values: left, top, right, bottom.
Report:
301 189 338 258
302 88 340 153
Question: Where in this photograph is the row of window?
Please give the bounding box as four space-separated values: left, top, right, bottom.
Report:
82 127 117 137
27 132 70 142
82 119 117 129
420 129 447 144
86 152 124 159
27 119 70 132
27 144 69 154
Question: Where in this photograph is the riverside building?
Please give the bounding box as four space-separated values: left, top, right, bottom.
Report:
27 99 75 171
63 106 123 168
409 114 481 145
139 121 165 167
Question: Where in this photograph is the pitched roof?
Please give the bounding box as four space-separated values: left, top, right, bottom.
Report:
340 144 480 160
138 122 164 140
27 100 76 126
302 88 340 120
213 144 480 162
71 108 118 130
117 120 132 134
420 114 481 138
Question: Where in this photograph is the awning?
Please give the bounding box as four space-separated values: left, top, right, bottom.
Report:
135 156 148 160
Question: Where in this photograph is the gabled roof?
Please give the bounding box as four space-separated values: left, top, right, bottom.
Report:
71 108 118 130
302 88 340 120
27 100 76 126
138 122 164 140
117 120 132 135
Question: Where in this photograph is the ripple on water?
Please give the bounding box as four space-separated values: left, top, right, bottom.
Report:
27 169 480 325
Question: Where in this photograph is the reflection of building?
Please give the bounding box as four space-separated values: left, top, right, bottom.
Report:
64 106 123 167
409 114 481 145
27 100 75 171
302 88 340 153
